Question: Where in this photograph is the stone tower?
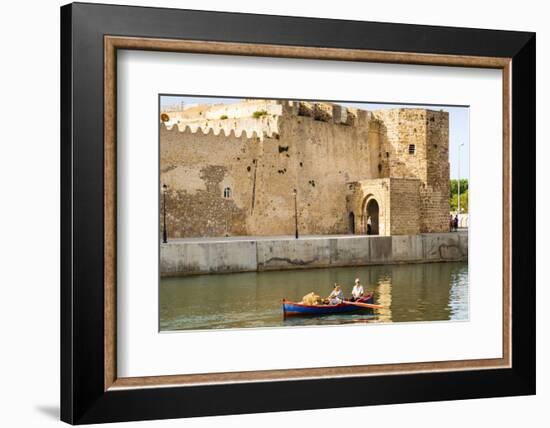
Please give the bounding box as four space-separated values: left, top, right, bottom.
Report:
347 108 450 235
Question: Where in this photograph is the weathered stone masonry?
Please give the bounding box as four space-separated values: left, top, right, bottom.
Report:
160 100 450 238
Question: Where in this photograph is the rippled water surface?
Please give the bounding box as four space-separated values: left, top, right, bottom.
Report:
160 262 468 331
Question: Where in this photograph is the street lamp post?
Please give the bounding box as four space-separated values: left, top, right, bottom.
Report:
162 184 168 243
293 188 299 239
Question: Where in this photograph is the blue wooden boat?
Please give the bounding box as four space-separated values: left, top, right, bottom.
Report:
282 292 375 317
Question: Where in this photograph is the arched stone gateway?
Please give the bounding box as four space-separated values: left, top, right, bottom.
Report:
365 198 380 235
347 178 425 236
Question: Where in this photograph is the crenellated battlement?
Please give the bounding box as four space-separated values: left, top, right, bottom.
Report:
289 101 369 126
161 121 275 141
161 99 372 141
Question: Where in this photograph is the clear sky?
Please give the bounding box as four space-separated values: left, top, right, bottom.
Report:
160 95 469 180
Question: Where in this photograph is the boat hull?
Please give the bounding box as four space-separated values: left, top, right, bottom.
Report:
282 293 374 317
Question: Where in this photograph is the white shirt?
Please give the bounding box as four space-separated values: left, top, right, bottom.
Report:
352 284 364 299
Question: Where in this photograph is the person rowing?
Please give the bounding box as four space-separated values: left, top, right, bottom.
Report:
350 278 364 301
326 283 344 305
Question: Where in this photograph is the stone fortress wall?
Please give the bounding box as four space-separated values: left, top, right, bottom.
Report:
160 99 450 238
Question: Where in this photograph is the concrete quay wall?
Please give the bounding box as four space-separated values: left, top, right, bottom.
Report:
161 232 467 277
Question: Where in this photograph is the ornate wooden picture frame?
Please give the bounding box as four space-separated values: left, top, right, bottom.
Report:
61 2 535 424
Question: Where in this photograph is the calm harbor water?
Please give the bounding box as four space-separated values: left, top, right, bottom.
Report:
160 262 468 331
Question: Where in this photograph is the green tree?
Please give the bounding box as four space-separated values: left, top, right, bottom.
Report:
450 179 468 213
450 179 468 196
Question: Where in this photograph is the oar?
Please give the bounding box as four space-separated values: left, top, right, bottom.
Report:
343 300 384 310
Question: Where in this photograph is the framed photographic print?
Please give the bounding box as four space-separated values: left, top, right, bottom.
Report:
60 2 536 424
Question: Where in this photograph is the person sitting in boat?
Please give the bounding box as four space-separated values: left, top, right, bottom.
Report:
350 278 364 301
327 284 344 305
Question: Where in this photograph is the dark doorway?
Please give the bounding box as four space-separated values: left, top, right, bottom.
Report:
366 199 379 235
348 212 355 234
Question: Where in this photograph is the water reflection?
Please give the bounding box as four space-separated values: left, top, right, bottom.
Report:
160 262 468 331
376 278 392 323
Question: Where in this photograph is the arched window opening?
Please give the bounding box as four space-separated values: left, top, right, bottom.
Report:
223 187 232 199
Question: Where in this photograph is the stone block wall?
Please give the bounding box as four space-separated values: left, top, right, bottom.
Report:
161 101 379 238
160 101 451 238
274 111 375 236
161 232 468 276
421 110 451 232
420 186 451 233
160 125 261 238
389 178 421 235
